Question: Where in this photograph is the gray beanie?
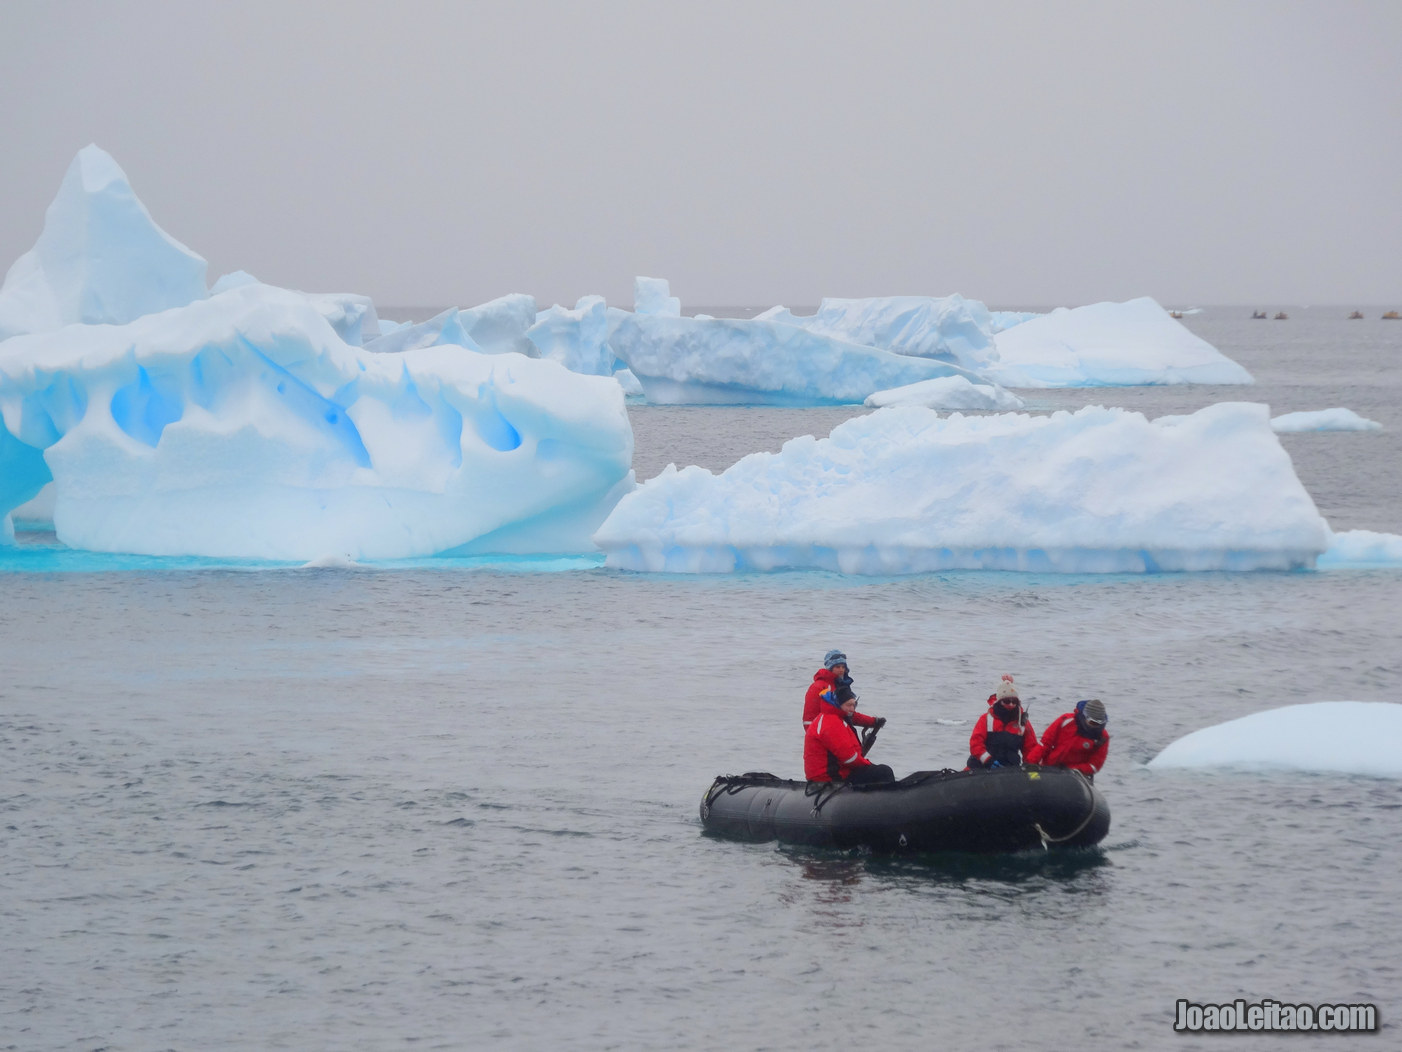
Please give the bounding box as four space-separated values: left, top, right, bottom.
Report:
823 649 848 670
1081 699 1107 726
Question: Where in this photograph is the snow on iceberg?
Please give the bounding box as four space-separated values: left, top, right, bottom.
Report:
1148 702 1402 777
1317 529 1402 568
0 283 634 560
768 295 1000 373
0 145 207 340
610 313 984 406
864 375 1024 411
593 402 1330 574
1271 408 1382 433
986 297 1254 387
634 276 681 317
528 295 615 375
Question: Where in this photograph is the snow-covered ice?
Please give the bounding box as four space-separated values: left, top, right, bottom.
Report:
0 145 208 340
765 295 1000 373
457 293 539 356
1271 408 1382 432
528 296 615 375
0 283 634 560
1148 701 1402 777
610 313 985 405
864 375 1024 410
594 402 1330 573
987 298 1254 387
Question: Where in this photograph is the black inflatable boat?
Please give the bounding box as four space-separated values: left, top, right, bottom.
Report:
700 765 1110 853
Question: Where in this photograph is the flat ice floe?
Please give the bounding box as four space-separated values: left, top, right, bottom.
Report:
1318 529 1402 568
593 402 1330 573
0 283 634 560
986 297 1254 388
1148 701 1402 777
1271 408 1382 432
864 375 1024 410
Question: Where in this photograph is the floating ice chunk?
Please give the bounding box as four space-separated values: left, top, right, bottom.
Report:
614 368 643 397
610 313 983 406
779 295 1000 373
864 375 1024 410
594 402 1330 574
1271 408 1382 432
634 276 681 316
458 293 539 356
1317 529 1402 568
527 296 615 375
1148 701 1402 777
0 283 634 560
0 145 208 340
987 297 1253 387
364 308 481 354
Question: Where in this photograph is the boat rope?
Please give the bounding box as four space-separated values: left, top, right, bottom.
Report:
803 780 848 814
1033 774 1098 847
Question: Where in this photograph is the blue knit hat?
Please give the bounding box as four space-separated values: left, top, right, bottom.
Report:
823 649 848 670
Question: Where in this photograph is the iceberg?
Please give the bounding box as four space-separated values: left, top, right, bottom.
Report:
864 375 1024 411
0 145 208 340
458 293 539 356
1148 702 1402 777
634 276 681 317
528 295 615 375
1271 408 1382 433
0 283 633 560
986 298 1254 387
610 313 985 406
768 294 1000 373
1317 529 1402 568
989 310 1040 332
364 308 480 354
593 402 1331 574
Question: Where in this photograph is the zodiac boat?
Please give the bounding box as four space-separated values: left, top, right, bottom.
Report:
700 765 1110 854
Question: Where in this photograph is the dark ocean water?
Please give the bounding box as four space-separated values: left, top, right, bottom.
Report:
2 307 1400 1050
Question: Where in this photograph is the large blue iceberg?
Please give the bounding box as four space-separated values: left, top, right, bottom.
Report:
593 402 1331 574
0 283 634 560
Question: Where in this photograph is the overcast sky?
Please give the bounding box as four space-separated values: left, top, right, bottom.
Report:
2 1 1398 309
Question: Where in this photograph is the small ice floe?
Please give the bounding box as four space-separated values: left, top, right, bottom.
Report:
1317 530 1402 569
1148 701 1402 777
863 375 1024 410
1270 408 1382 433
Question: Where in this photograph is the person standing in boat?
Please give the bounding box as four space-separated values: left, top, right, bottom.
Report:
805 684 895 785
1036 699 1109 781
967 674 1041 769
803 649 882 733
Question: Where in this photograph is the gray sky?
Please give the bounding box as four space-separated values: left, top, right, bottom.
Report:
2 0 1399 309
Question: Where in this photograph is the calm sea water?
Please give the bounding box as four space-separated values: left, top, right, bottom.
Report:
2 307 1400 1050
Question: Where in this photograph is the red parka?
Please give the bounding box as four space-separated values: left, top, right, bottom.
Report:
803 669 877 729
804 705 874 782
1037 711 1109 776
969 696 1042 766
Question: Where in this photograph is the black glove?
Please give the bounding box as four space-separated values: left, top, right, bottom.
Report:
873 717 887 730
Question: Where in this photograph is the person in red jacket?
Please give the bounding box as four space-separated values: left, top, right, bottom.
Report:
968 674 1041 769
803 649 882 732
1037 699 1109 780
805 685 894 784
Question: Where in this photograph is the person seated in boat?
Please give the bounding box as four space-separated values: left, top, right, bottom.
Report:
803 649 882 732
1036 699 1109 781
967 674 1041 769
805 684 894 785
